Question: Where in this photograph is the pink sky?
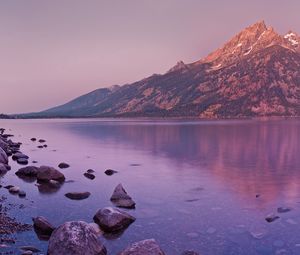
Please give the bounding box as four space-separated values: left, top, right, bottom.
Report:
0 0 299 113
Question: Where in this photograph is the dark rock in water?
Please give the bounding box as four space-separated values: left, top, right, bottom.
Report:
18 190 26 198
110 184 136 209
87 169 95 173
118 239 165 255
256 194 260 198
277 207 292 213
37 145 43 149
37 166 65 183
84 172 95 180
93 207 135 233
38 139 46 143
17 158 29 165
182 251 200 255
16 166 39 178
30 138 37 142
58 162 70 169
33 216 55 239
43 144 48 148
32 160 38 163
265 214 280 223
0 147 8 164
20 246 41 253
104 169 118 176
12 152 29 160
65 192 91 200
48 221 107 255
0 163 8 175
37 180 62 194
4 185 14 189
9 186 20 194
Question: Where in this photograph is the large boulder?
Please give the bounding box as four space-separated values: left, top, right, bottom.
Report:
37 166 65 183
110 184 136 209
93 207 135 233
118 239 165 255
12 152 29 160
48 221 107 255
0 163 9 175
0 147 8 164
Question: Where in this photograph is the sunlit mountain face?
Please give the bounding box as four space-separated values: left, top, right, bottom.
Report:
25 21 300 118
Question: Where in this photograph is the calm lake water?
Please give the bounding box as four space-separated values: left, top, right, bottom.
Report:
1 118 300 254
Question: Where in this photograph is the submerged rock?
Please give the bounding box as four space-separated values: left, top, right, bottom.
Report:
118 239 165 255
84 172 95 180
58 162 70 169
33 216 55 239
277 207 292 213
48 221 107 255
110 184 136 209
105 169 118 176
17 158 29 165
65 192 91 200
93 207 135 233
265 214 280 223
0 163 9 174
182 251 200 255
16 166 39 177
9 186 20 194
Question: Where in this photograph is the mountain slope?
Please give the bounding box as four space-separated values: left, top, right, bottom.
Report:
29 21 300 118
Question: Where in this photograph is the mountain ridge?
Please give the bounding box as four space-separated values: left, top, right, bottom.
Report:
22 21 300 118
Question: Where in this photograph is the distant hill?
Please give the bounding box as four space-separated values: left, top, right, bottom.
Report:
23 21 300 118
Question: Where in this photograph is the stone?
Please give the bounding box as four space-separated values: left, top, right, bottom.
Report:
84 172 95 180
265 214 280 223
38 139 46 143
17 158 29 165
30 138 37 142
32 216 55 237
0 147 8 164
58 162 70 169
110 184 136 209
9 186 20 194
93 207 135 233
104 169 118 176
65 192 91 200
12 152 29 160
48 221 107 255
182 251 200 255
277 207 292 213
16 166 39 177
37 166 65 183
18 190 26 198
87 169 95 173
20 246 41 253
0 163 8 174
118 239 165 255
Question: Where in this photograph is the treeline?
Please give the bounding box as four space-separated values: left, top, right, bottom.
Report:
0 114 12 119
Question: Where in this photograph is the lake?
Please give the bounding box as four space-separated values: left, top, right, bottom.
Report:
1 118 300 254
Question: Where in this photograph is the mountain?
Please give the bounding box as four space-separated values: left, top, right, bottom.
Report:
26 21 300 118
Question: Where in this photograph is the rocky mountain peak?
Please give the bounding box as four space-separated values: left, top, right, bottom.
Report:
284 31 300 50
202 21 287 67
167 60 188 73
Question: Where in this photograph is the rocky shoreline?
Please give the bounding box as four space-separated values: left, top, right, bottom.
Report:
0 127 200 255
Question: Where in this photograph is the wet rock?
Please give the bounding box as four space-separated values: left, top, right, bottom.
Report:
110 184 136 209
93 207 135 233
58 162 70 169
16 166 39 178
43 144 48 148
37 166 65 183
118 239 165 255
265 214 280 223
84 172 95 180
37 145 43 149
87 169 95 173
30 138 37 142
12 152 29 160
48 221 107 255
37 180 62 194
277 207 292 213
65 192 91 200
104 169 118 176
4 185 14 189
0 163 8 174
21 251 33 255
182 251 200 255
32 216 55 238
32 160 38 163
0 147 8 164
38 139 46 143
18 190 26 198
20 246 41 253
17 158 29 165
9 186 20 194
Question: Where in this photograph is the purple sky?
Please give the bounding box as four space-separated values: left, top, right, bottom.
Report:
1 0 299 113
